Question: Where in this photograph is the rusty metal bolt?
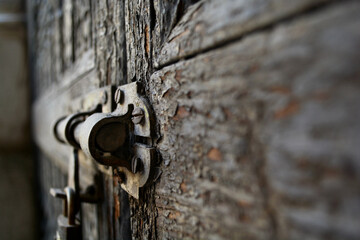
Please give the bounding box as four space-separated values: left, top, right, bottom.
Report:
114 88 123 104
131 157 143 173
132 108 144 125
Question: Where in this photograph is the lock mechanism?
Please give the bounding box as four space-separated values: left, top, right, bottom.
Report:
53 82 156 198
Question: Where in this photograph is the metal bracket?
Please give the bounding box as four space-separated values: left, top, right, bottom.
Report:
53 82 156 198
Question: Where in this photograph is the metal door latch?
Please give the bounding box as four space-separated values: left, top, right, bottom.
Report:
53 82 156 198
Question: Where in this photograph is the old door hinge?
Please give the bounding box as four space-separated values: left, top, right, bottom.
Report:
53 82 156 199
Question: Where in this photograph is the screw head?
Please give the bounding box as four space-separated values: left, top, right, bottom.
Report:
132 108 144 125
114 88 123 104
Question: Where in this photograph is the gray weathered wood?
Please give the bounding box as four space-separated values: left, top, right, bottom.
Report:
138 2 360 239
124 0 152 84
29 0 360 239
29 0 130 239
155 0 330 67
152 0 199 68
94 0 127 86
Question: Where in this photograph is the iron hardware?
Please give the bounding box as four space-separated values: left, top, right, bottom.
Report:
53 82 156 198
50 150 100 240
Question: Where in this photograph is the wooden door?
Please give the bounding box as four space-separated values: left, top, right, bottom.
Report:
29 0 360 239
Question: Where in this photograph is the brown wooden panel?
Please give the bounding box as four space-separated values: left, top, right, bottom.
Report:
124 0 152 83
27 0 96 97
74 0 92 61
152 0 199 65
129 2 360 239
124 0 206 84
29 0 360 239
93 0 127 86
29 0 130 239
155 0 330 67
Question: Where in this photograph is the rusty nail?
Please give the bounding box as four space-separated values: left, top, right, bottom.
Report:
114 88 123 104
102 90 108 104
131 157 143 173
132 108 144 125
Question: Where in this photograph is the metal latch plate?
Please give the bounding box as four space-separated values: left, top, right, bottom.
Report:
56 82 156 199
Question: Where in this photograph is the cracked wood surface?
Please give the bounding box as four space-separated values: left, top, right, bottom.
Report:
29 0 360 239
155 0 330 67
146 2 360 239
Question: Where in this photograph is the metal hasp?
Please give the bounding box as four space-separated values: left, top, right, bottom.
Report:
53 82 156 198
51 150 100 240
53 187 81 240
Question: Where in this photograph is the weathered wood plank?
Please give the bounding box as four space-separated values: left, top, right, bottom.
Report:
134 2 360 239
33 0 58 96
61 0 73 71
30 0 360 239
93 0 127 86
155 0 330 67
74 0 92 61
152 0 199 66
124 0 199 84
29 0 129 240
30 0 96 97
124 0 152 84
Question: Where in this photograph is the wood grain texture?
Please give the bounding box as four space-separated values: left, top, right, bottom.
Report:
125 0 199 84
138 2 360 239
28 0 93 97
74 0 92 61
29 1 130 239
152 0 199 66
124 0 152 84
155 0 330 67
93 0 127 86
29 0 360 239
